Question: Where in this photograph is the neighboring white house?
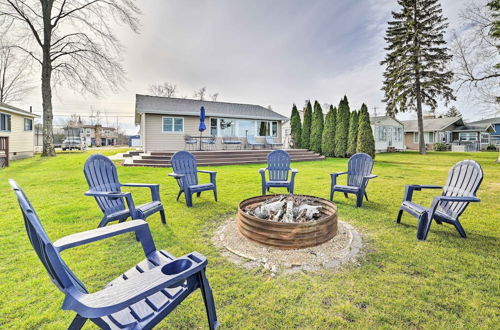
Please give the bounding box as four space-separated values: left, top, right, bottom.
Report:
0 102 39 160
370 116 405 152
135 95 288 152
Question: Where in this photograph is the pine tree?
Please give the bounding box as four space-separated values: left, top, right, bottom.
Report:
381 0 454 154
346 110 359 156
322 105 336 157
301 101 313 150
310 101 324 153
444 106 461 118
357 104 375 159
334 96 350 157
290 104 302 148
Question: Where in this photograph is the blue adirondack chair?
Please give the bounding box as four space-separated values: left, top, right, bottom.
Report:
84 154 166 227
9 180 218 330
265 136 283 149
330 153 377 207
259 150 298 195
396 160 483 241
246 135 265 149
169 151 217 207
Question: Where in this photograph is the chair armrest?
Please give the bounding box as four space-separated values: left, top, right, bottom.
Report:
436 196 480 203
198 170 216 174
168 173 184 179
62 252 208 319
364 174 377 179
198 170 217 184
54 220 156 256
330 171 348 186
259 168 267 174
291 169 299 173
121 183 160 201
403 184 443 202
85 191 136 213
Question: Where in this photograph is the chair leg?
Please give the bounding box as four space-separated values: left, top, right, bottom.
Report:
396 208 403 223
197 192 201 197
262 184 266 196
453 219 467 238
186 192 193 207
176 190 183 201
289 184 294 194
69 314 87 330
198 270 219 330
356 192 363 207
159 209 166 225
416 212 432 241
213 188 218 202
343 192 349 199
364 191 369 201
98 216 110 228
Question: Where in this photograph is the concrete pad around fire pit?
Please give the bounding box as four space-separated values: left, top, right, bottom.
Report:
213 217 363 276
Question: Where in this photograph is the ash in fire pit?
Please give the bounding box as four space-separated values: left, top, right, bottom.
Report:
238 194 338 249
247 195 323 223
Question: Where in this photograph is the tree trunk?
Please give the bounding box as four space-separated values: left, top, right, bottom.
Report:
497 150 500 163
413 1 425 155
41 0 55 157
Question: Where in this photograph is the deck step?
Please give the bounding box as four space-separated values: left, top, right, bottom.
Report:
124 149 325 167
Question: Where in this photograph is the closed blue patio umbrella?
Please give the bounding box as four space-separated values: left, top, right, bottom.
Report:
198 106 206 150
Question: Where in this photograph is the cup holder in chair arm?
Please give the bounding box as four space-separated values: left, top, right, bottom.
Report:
159 253 208 287
162 259 193 275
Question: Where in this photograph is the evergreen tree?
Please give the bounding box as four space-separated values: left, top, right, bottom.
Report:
334 96 350 157
322 105 336 157
290 104 302 148
301 101 313 150
381 0 454 154
310 101 324 153
444 106 461 118
356 104 375 159
347 110 359 156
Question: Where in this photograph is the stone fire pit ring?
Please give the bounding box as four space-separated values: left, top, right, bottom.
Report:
237 194 338 249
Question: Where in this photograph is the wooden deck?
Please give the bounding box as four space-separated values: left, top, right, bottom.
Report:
123 149 325 167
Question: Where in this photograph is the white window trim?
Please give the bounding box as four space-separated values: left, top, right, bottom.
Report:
0 112 11 132
162 116 184 134
256 120 278 137
24 118 33 131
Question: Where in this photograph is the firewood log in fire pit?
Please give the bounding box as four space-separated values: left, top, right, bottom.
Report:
248 195 322 223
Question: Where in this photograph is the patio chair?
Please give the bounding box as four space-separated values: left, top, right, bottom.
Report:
246 135 265 149
221 136 241 150
9 180 218 330
396 160 483 241
184 134 198 150
201 135 217 150
330 153 377 207
260 150 298 195
84 154 166 227
265 136 283 149
169 151 217 207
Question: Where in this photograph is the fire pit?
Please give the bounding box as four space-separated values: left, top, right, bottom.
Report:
237 194 338 249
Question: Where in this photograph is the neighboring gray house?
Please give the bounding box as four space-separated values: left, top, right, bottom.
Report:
135 95 288 152
370 116 405 152
402 115 464 151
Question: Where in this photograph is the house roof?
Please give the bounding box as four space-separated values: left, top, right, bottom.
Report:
452 122 494 133
466 117 500 125
370 115 404 126
401 116 463 132
0 102 39 118
135 94 288 123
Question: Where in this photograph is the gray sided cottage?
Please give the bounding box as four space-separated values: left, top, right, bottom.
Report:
135 95 288 152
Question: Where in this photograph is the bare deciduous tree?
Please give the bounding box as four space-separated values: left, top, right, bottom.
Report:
0 0 140 156
193 87 206 100
149 82 177 97
451 1 500 110
210 92 219 101
0 43 34 103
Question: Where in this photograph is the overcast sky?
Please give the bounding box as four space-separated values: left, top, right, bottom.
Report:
13 0 494 134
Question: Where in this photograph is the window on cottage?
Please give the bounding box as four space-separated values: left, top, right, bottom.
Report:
162 117 184 133
0 113 11 131
24 118 33 131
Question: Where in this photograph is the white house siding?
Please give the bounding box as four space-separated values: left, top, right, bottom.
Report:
370 116 405 152
0 112 36 160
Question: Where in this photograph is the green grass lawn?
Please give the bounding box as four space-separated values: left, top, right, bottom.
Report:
0 150 499 329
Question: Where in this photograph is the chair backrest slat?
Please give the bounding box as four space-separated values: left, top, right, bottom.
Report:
440 160 483 218
9 180 87 294
347 153 374 187
84 154 124 215
171 151 199 187
267 150 291 181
